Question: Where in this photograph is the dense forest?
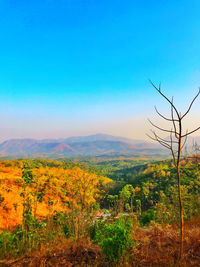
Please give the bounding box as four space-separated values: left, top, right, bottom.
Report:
0 156 199 266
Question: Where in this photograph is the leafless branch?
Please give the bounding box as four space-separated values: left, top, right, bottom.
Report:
150 131 178 166
150 130 178 144
181 88 200 119
148 118 178 135
181 132 188 150
182 126 200 138
171 97 180 140
154 106 178 122
146 134 171 150
169 130 177 166
152 131 173 147
149 80 180 119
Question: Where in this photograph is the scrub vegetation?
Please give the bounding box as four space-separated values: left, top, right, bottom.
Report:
0 156 199 266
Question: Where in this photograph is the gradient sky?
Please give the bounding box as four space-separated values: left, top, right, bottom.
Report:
0 0 200 141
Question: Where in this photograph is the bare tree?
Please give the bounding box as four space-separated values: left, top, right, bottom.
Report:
147 81 200 259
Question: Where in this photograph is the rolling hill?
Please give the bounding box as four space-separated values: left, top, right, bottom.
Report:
0 133 168 158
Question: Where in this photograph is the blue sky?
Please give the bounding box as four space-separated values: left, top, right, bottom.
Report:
0 0 200 141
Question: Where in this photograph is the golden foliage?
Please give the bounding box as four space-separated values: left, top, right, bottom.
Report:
0 161 111 229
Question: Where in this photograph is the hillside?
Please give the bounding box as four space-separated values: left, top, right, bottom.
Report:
0 158 200 266
0 134 165 158
0 159 112 229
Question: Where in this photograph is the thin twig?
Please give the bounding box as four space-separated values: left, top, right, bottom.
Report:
150 130 178 144
170 130 177 166
181 88 200 119
154 106 178 122
182 126 200 138
146 134 171 150
148 119 178 134
149 80 180 119
152 131 172 147
181 131 188 150
171 97 180 140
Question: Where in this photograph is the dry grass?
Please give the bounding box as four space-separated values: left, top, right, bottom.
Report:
132 216 200 266
0 238 102 267
0 217 200 267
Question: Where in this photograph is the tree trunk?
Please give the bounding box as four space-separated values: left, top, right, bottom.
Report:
177 134 184 259
177 165 184 259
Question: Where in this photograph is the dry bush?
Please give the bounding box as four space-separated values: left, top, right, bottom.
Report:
132 218 200 266
0 237 102 267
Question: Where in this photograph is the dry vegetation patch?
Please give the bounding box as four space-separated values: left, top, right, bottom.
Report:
1 219 199 267
0 238 102 267
132 217 200 266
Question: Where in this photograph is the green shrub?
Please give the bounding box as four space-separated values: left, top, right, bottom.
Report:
0 229 24 258
63 224 71 238
139 209 157 226
93 218 134 261
90 220 107 242
53 212 75 238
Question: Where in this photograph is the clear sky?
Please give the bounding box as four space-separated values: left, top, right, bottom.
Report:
0 0 200 141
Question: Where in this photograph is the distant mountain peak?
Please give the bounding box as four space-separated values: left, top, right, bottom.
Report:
54 143 73 152
0 133 163 158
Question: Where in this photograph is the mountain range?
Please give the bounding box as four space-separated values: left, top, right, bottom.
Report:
0 133 197 158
